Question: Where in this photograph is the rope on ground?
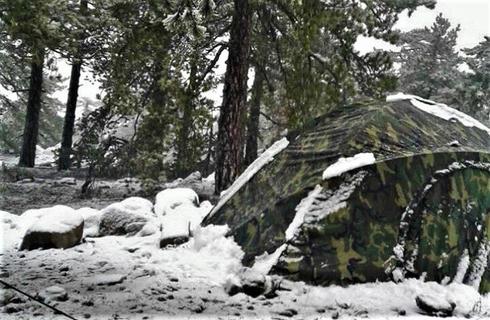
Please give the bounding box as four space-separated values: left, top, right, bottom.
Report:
0 279 78 320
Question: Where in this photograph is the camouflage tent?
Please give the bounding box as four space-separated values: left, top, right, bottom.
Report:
203 95 490 293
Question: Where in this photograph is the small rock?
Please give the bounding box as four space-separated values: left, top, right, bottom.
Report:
88 274 126 286
59 265 69 272
82 300 94 306
38 286 68 302
0 289 15 306
277 308 298 317
160 235 189 248
83 314 91 319
193 305 206 313
5 305 20 313
59 177 77 185
225 269 279 298
415 294 456 317
10 296 26 304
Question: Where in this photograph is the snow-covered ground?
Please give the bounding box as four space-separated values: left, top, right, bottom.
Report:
1 192 490 319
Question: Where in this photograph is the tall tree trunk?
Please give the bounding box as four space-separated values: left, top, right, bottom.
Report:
58 0 88 170
215 0 252 193
175 95 194 177
58 60 82 170
175 55 199 178
244 67 264 166
19 49 45 167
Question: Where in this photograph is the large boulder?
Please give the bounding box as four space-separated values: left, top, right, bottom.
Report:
20 205 84 250
98 197 159 236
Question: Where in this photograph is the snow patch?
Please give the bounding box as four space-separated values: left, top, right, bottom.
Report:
252 244 287 275
207 137 289 219
452 250 470 284
322 153 375 180
387 93 490 135
307 171 367 223
285 185 323 241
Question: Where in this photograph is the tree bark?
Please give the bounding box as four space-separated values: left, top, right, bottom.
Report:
19 49 45 167
244 67 264 167
58 60 82 170
215 0 252 193
175 58 198 178
58 0 88 170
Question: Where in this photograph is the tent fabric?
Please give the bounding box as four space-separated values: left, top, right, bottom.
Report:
203 97 490 292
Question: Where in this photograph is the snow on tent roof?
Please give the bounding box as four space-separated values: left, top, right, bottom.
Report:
386 93 490 135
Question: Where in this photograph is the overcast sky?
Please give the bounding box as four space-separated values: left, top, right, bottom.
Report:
356 0 489 53
397 0 489 48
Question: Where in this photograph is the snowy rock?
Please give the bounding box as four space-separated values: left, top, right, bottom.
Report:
159 234 189 248
20 205 84 250
38 286 68 302
98 197 159 237
58 177 76 185
0 210 19 229
203 172 215 184
77 207 101 238
0 289 16 306
119 197 153 215
225 269 278 298
154 188 199 216
183 171 202 183
1 211 24 252
415 293 456 317
160 201 212 240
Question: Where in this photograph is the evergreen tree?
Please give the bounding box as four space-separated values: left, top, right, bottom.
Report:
457 37 490 124
394 13 462 105
0 0 78 166
59 0 88 170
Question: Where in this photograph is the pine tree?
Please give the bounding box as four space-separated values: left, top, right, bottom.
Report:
0 0 78 166
457 37 490 124
59 0 89 170
395 13 462 105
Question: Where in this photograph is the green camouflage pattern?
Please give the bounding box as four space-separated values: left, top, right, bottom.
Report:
202 98 490 292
